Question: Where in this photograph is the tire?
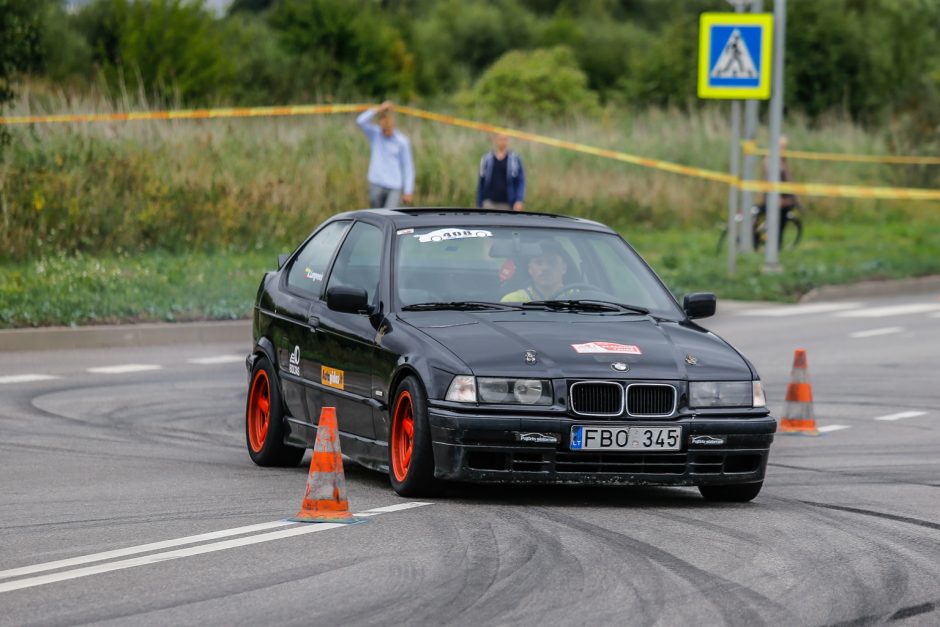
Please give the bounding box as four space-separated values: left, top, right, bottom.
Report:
781 217 803 250
246 355 305 467
388 376 442 497
699 482 763 502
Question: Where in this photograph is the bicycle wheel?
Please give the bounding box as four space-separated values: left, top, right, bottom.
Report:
752 211 767 250
780 217 803 250
716 226 728 255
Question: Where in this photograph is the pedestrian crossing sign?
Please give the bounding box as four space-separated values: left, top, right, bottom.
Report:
698 12 774 100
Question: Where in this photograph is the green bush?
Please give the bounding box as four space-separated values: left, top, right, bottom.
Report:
458 46 599 120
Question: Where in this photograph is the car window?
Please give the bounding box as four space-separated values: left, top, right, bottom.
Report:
395 226 682 318
326 222 384 305
287 221 350 298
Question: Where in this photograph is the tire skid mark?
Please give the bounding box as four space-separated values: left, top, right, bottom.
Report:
770 462 940 489
451 507 601 625
536 507 791 625
19 558 366 627
796 501 940 532
774 499 940 625
529 508 668 626
889 600 936 621
792 507 913 624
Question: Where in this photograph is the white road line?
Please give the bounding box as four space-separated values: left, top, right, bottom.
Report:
356 501 433 515
0 503 431 594
87 364 162 374
817 424 852 433
0 520 294 581
735 302 863 317
0 374 59 384
837 303 940 318
187 355 244 365
873 411 927 422
849 327 904 339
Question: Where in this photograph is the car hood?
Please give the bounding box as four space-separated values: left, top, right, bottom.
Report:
398 311 753 380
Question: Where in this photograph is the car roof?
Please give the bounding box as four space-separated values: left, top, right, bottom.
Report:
330 207 615 233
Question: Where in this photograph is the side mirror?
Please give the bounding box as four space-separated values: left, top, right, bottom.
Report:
277 253 290 269
327 286 372 314
683 292 717 319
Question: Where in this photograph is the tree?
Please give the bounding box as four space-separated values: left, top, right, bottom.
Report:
459 46 600 120
0 0 44 146
76 0 233 104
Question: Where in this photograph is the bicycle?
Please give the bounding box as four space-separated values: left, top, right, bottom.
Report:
716 202 803 254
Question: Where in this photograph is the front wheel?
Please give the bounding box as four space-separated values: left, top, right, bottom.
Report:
246 356 305 467
388 377 442 497
699 482 763 502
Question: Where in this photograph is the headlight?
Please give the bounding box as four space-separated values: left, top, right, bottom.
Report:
689 381 755 408
445 376 552 405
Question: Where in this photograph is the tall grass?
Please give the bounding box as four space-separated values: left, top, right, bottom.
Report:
1 93 933 262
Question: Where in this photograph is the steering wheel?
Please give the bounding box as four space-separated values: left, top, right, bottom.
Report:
550 282 598 299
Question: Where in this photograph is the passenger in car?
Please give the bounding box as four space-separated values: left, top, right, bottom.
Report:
501 241 569 302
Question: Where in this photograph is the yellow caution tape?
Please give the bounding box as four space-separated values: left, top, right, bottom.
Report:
1 104 938 200
741 140 940 165
394 106 738 185
0 104 368 125
739 179 940 201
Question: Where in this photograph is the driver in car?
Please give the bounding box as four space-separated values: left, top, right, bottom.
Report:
501 241 570 302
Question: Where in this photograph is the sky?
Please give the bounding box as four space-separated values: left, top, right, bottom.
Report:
67 1 234 16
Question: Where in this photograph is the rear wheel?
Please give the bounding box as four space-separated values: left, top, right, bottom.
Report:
246 356 305 467
699 482 763 502
388 377 442 497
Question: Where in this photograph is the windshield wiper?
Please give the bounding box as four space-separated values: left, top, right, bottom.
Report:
401 301 522 312
522 299 650 315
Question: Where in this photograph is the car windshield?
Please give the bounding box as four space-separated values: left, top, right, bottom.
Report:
394 225 682 319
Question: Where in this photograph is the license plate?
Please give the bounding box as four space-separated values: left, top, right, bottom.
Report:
570 426 681 451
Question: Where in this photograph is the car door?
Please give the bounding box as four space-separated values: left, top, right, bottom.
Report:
271 220 350 426
306 221 385 442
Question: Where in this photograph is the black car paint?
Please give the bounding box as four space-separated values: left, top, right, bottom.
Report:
250 208 775 484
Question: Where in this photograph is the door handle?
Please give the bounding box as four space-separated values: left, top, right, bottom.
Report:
307 315 320 330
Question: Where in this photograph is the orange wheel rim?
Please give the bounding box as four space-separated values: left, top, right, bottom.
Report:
247 370 271 453
391 391 414 482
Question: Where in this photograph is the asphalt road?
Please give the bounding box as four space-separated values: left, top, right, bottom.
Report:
1 292 938 626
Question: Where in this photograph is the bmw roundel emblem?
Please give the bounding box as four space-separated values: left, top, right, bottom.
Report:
611 362 629 372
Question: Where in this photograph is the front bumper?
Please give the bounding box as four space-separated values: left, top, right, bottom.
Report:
429 407 776 486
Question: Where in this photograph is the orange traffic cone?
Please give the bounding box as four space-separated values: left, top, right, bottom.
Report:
778 349 819 435
290 407 361 523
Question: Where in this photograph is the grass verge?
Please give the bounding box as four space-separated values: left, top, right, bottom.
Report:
2 215 938 328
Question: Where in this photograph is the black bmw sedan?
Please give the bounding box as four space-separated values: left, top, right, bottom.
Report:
245 208 776 501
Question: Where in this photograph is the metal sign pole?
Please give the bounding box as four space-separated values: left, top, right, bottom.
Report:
727 99 742 275
764 0 786 272
725 0 746 275
740 0 763 254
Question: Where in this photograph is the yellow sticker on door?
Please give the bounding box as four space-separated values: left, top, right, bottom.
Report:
321 366 345 390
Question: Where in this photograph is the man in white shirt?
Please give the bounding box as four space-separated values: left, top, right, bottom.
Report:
356 101 415 208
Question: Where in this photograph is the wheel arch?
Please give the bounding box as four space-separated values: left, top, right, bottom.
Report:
248 336 288 403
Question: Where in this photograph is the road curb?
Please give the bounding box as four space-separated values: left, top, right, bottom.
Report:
0 320 251 352
799 275 940 303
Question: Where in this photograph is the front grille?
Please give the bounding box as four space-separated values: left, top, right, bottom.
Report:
626 384 676 417
570 381 623 416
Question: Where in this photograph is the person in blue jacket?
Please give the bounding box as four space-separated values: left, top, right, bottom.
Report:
356 101 415 208
476 133 526 211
